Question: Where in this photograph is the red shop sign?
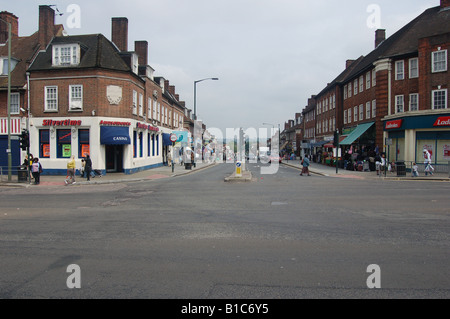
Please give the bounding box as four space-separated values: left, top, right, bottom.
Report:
434 117 450 127
385 120 403 130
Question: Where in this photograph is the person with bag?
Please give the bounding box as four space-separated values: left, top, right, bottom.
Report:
31 158 42 185
65 155 76 185
300 156 311 176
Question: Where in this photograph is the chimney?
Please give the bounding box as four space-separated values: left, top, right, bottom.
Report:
169 85 176 96
38 5 56 48
164 80 170 92
441 0 450 9
135 40 148 66
0 11 19 44
112 17 128 51
375 29 386 49
346 60 355 69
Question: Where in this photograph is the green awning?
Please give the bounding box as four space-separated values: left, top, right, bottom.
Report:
340 122 375 145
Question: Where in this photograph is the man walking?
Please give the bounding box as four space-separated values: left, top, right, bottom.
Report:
85 155 92 181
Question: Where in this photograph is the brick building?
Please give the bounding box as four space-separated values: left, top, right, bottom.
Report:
0 6 64 170
294 0 449 168
26 11 189 174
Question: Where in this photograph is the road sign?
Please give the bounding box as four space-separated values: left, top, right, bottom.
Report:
236 161 242 177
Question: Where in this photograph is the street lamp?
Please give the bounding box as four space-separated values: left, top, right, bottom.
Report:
0 18 12 181
193 77 219 120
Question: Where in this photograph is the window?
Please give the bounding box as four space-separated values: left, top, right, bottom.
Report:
432 89 447 109
409 58 419 78
348 108 352 124
69 85 83 110
57 129 72 158
366 72 371 89
1 58 19 75
52 44 80 66
139 93 143 117
366 102 371 119
78 129 90 158
133 131 137 158
10 93 19 114
372 100 376 118
348 83 352 98
372 70 376 86
354 106 358 122
359 76 364 92
396 95 404 113
148 98 152 119
45 86 58 111
409 93 419 111
395 61 404 80
344 85 348 99
344 110 347 124
354 79 358 95
132 90 137 115
153 99 157 119
432 50 447 73
359 104 364 121
39 129 50 158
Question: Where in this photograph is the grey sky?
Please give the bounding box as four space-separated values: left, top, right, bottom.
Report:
3 0 439 133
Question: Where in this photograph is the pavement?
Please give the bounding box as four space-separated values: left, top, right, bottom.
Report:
1 159 449 188
0 161 217 188
281 159 450 181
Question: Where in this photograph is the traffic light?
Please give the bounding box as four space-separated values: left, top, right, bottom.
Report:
333 130 340 147
19 130 29 151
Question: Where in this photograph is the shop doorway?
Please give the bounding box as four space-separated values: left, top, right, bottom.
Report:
106 145 124 173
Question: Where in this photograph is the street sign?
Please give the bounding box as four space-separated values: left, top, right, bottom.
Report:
236 161 242 177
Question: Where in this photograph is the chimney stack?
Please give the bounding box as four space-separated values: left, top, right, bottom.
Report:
441 0 450 9
346 60 355 69
134 40 148 66
0 11 19 44
112 17 128 51
375 29 386 49
38 5 55 48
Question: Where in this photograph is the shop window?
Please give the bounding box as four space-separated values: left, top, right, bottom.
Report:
78 129 90 158
148 133 151 157
139 132 143 157
57 129 72 158
39 129 50 158
133 131 137 158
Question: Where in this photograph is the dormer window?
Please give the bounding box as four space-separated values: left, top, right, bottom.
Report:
53 44 80 67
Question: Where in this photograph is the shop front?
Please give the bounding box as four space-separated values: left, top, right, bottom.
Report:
383 113 450 169
30 117 164 175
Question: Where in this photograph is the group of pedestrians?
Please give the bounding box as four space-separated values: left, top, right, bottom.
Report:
65 155 93 185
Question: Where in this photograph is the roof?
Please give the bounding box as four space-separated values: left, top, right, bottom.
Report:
0 26 64 89
345 6 450 81
28 33 130 72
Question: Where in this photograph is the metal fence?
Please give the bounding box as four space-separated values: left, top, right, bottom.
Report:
388 161 450 176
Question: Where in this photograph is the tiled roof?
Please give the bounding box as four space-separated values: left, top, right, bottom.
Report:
28 33 130 72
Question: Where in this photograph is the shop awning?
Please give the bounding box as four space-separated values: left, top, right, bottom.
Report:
162 133 173 146
311 140 330 148
340 122 375 145
100 126 131 145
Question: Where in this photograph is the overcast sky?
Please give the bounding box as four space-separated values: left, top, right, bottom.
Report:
3 0 439 134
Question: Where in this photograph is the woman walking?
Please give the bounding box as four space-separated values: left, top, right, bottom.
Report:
31 158 42 185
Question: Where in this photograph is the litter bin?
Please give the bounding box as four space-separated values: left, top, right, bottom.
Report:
185 163 192 170
396 161 406 177
17 165 28 182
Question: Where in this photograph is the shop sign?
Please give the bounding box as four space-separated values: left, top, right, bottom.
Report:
100 120 131 127
136 122 159 132
43 119 82 127
385 120 403 130
434 116 450 127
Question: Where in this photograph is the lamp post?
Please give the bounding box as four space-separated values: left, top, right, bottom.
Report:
1 18 12 181
193 77 219 120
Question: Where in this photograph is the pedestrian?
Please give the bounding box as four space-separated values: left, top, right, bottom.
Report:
84 154 92 181
375 153 382 176
412 162 419 177
423 149 434 176
191 150 195 168
80 159 85 177
300 156 311 176
31 158 42 185
65 155 76 185
168 151 172 167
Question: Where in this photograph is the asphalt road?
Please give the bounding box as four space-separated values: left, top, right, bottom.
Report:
0 163 449 300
